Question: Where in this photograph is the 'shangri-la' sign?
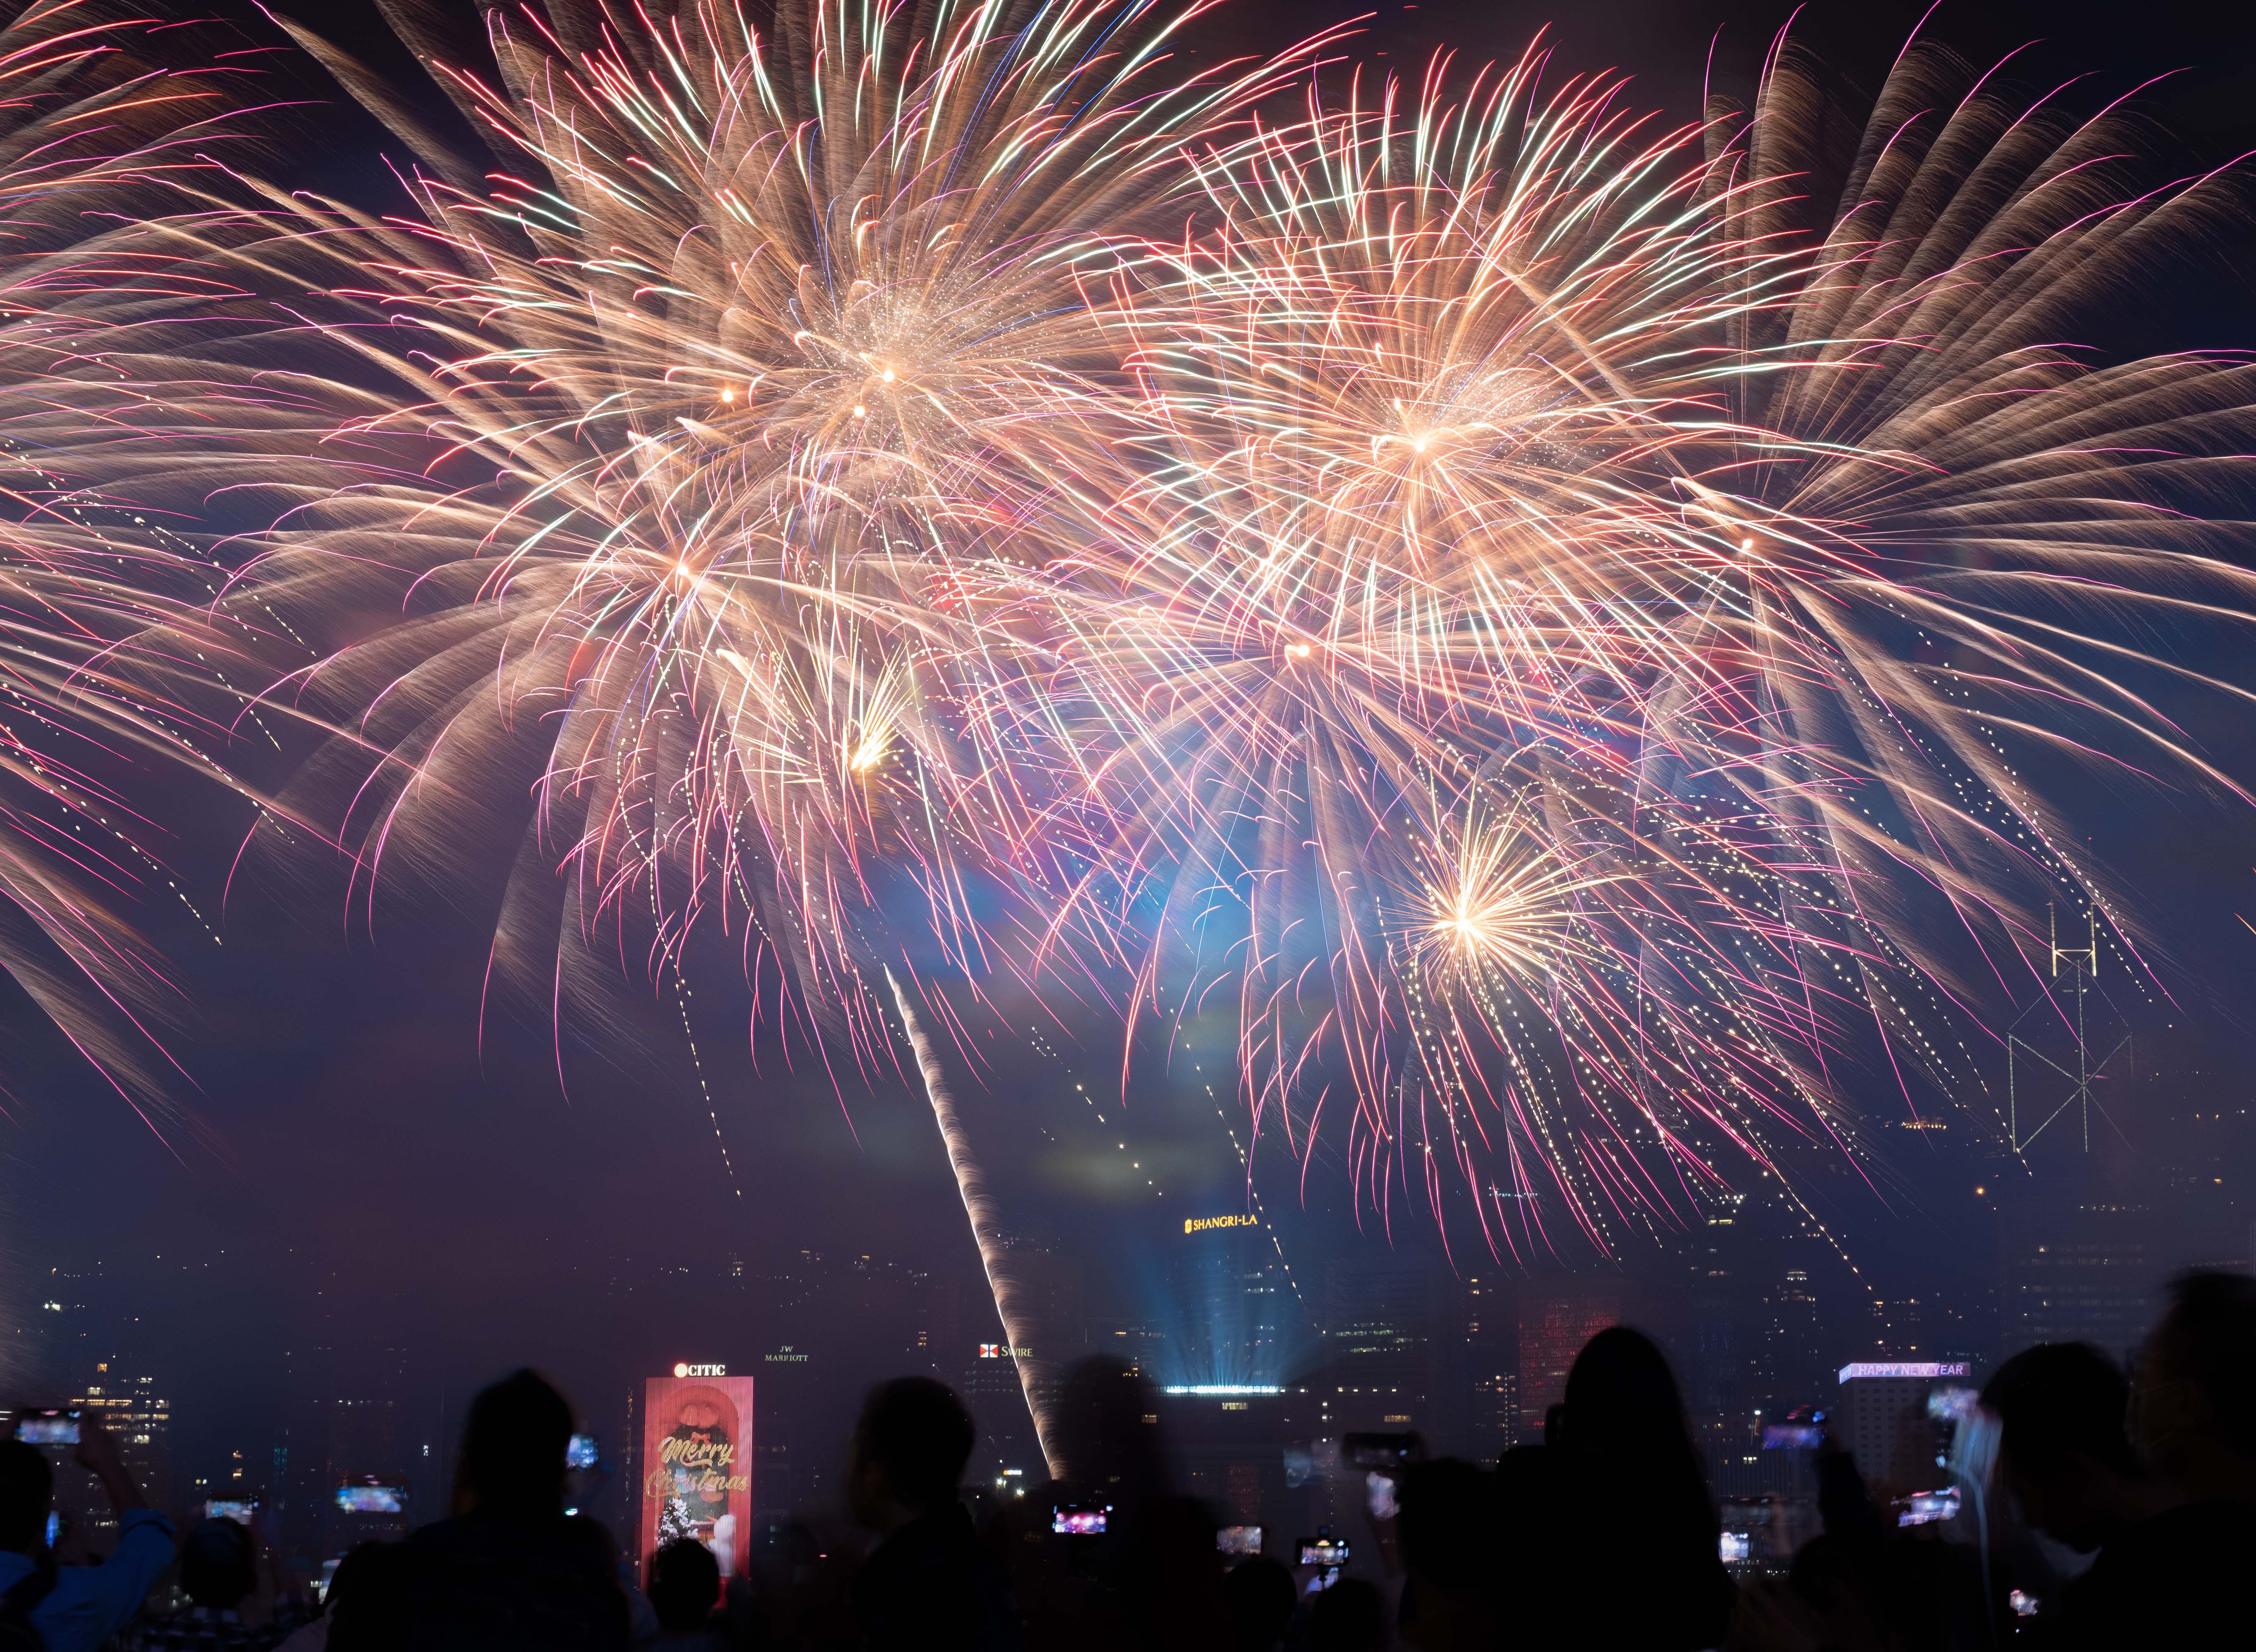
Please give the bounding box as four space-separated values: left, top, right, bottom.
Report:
1184 1214 1259 1235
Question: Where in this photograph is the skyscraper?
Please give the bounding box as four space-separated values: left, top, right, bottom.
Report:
78 1358 170 1540
1767 1268 1824 1403
1443 1274 1516 1463
1318 1256 1441 1434
1836 1361 1969 1497
1516 1287 1621 1441
1164 1215 1297 1387
1998 1197 2154 1367
961 1345 1040 1482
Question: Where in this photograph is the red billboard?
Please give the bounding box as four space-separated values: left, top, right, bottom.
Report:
639 1372 754 1580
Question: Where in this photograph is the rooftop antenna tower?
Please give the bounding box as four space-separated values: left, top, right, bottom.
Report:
2007 907 2130 1154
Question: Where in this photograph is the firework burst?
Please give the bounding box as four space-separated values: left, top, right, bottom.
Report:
0 0 257 1129
1000 38 2256 1256
5 0 1336 1082
10 2 2256 1260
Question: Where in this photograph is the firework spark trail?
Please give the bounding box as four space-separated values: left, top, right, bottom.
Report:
0 0 267 1135
887 965 1062 1479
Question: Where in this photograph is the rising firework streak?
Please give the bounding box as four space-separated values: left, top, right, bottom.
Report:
887 968 1063 1479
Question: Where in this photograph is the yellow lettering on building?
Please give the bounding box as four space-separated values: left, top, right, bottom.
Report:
1184 1214 1259 1235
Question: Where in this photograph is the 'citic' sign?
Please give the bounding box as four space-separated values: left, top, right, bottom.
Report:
671 1362 727 1378
1184 1214 1259 1235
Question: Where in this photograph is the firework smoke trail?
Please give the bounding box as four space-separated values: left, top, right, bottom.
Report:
887 966 1062 1478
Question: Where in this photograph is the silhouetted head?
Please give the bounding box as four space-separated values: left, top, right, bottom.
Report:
1224 1555 1295 1652
458 1368 574 1517
0 1440 52 1553
1397 1458 1495 1594
1307 1578 1386 1652
849 1377 973 1533
182 1517 258 1610
1560 1325 1694 1458
1556 1323 1724 1626
649 1537 721 1631
1050 1355 1167 1505
323 1540 389 1615
1982 1342 2142 1552
324 1540 408 1652
2134 1270 2256 1493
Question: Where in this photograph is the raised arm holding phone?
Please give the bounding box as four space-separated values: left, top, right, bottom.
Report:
0 1411 176 1652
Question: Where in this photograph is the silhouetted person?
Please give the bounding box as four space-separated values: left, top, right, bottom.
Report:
1983 1342 2171 1555
2026 1272 2256 1648
390 1368 630 1651
277 1541 389 1652
2132 1269 2256 1500
847 1377 1018 1652
989 1356 1228 1652
1306 1579 1385 1652
1393 1460 1495 1651
1224 1557 1293 1652
116 1516 316 1650
0 1421 173 1652
648 1538 729 1648
1551 1327 1735 1652
1729 1402 1986 1652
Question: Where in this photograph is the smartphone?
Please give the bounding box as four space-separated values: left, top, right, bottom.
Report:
1298 1535 1350 1567
1365 1472 1399 1521
566 1433 599 1470
1720 1532 1751 1563
1761 1423 1823 1450
13 1409 79 1446
335 1483 405 1514
206 1498 259 1523
1343 1431 1418 1470
1217 1525 1262 1557
1051 1505 1109 1536
1894 1488 1960 1528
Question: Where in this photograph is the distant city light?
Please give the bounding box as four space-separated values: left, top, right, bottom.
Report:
1837 1362 1969 1383
1161 1384 1282 1396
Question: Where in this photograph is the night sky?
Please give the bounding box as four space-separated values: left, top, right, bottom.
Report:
8 0 2256 1499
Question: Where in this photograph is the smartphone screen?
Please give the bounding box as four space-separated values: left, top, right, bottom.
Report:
1342 1431 1416 1469
206 1499 259 1523
14 1412 78 1446
1298 1536 1349 1567
1051 1507 1108 1536
1761 1423 1823 1450
1217 1525 1262 1557
335 1484 405 1514
566 1434 599 1470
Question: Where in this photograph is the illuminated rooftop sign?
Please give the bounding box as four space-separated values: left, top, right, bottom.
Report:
1184 1214 1259 1235
1161 1385 1282 1396
672 1362 727 1378
1837 1362 1969 1384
